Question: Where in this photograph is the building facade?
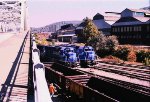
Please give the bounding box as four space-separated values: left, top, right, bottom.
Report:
111 8 150 45
54 24 77 42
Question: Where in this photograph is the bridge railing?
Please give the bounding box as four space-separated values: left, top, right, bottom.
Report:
32 35 52 102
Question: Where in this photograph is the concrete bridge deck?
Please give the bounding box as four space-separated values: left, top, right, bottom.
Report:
0 32 32 102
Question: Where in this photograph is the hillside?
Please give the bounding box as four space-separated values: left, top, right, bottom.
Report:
31 21 81 34
140 6 150 10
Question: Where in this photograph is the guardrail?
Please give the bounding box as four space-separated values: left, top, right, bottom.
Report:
32 35 52 102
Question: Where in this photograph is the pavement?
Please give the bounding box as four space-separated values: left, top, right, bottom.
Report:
0 32 31 102
0 33 14 43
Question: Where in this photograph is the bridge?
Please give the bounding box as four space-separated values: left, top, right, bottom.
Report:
0 0 150 102
0 0 52 102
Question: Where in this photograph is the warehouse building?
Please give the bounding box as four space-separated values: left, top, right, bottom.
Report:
111 8 150 45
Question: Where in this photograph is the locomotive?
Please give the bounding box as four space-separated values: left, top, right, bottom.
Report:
37 45 77 67
76 46 95 67
37 44 96 67
55 46 77 66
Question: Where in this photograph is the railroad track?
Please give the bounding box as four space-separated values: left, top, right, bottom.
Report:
96 60 150 70
44 62 150 97
93 62 150 81
75 67 150 96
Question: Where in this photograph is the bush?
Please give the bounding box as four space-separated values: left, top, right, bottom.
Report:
136 50 150 62
127 51 136 62
113 46 131 61
143 57 150 66
97 48 112 58
103 55 123 63
52 39 55 46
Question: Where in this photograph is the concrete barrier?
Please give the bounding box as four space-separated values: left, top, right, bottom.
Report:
32 35 52 102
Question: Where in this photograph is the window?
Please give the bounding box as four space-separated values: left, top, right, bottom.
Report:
115 28 118 32
134 12 144 16
138 35 141 39
147 25 150 32
146 35 150 38
134 26 136 32
124 27 126 32
138 26 141 31
121 27 123 32
129 27 132 32
127 27 129 32
118 27 120 32
113 28 115 32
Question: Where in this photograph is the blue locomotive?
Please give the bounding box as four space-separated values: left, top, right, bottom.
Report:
37 44 96 67
56 46 77 66
37 45 77 67
76 46 95 67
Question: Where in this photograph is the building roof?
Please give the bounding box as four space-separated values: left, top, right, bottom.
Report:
58 34 76 37
145 19 150 24
112 17 141 26
75 21 85 30
104 16 120 24
93 19 111 29
93 13 104 20
76 13 120 29
134 16 150 22
112 16 150 26
128 8 150 13
76 19 111 30
104 16 120 21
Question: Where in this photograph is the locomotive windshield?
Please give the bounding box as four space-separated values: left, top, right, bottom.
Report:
84 48 93 51
65 48 74 53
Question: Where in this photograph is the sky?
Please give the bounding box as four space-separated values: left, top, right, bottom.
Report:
28 0 149 28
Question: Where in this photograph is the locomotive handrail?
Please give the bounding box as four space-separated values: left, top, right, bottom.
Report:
32 36 52 102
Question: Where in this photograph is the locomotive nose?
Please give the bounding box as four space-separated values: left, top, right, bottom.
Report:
67 53 77 62
87 52 95 60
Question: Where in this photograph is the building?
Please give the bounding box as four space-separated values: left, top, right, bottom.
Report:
57 24 76 35
55 24 77 42
75 13 120 39
93 13 120 35
57 34 77 43
111 8 150 45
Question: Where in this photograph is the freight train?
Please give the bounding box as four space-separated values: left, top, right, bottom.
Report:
37 44 96 67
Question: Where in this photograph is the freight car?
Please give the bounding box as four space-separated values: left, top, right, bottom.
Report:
45 64 117 102
45 64 150 102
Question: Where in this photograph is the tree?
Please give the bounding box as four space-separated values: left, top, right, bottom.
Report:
78 17 100 43
87 33 106 50
105 35 119 51
77 17 119 56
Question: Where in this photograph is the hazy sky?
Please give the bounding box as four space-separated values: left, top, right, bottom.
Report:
28 0 149 27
